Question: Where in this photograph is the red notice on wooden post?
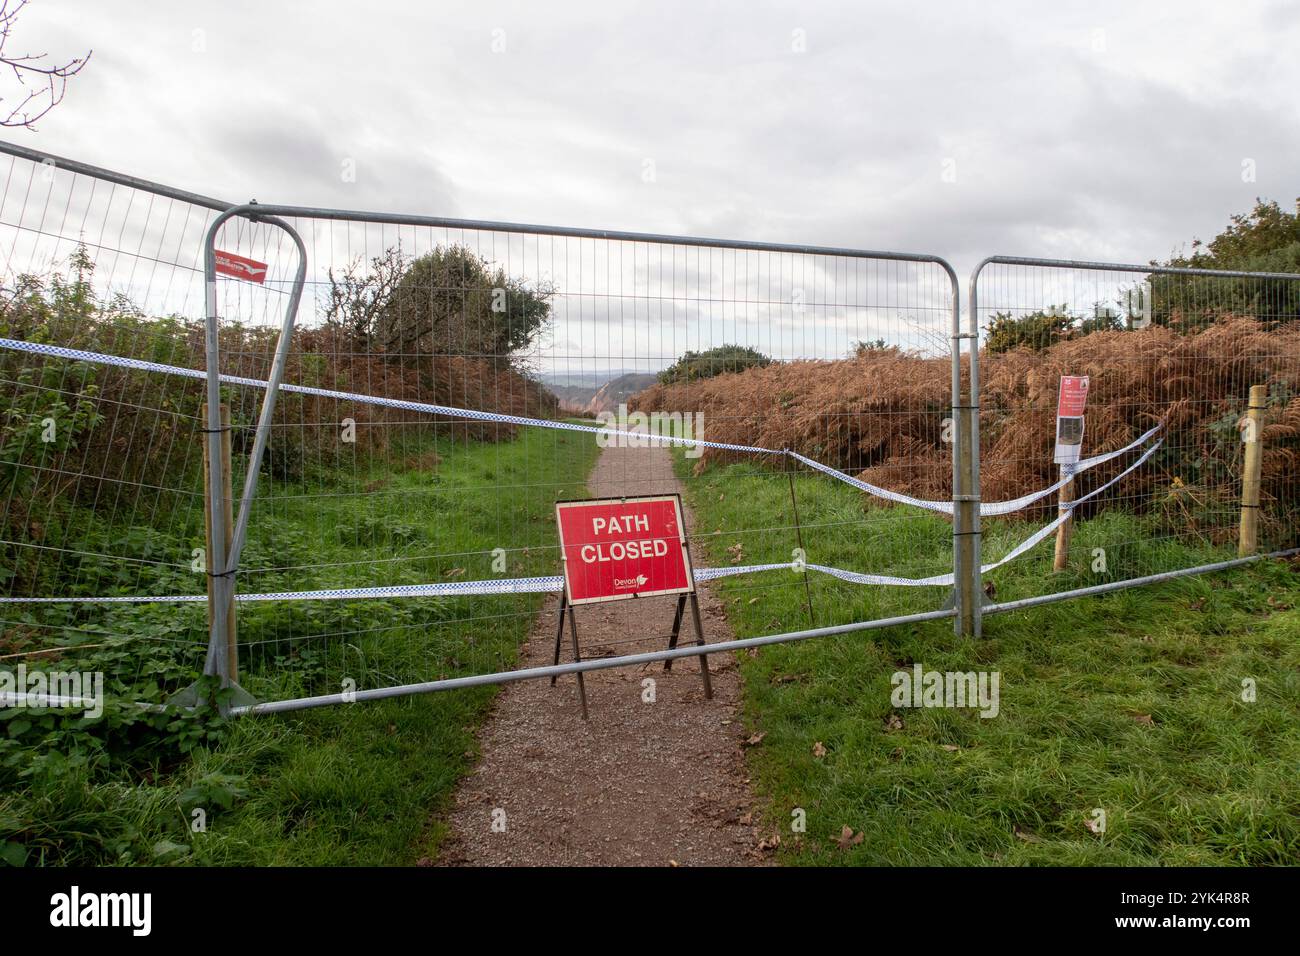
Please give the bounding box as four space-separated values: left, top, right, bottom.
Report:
555 494 694 605
214 250 268 284
1054 375 1090 465
1057 375 1090 418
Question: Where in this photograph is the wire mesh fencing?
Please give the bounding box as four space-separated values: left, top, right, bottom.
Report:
0 144 231 702
1 141 973 714
969 256 1300 616
205 207 965 710
2 139 1297 718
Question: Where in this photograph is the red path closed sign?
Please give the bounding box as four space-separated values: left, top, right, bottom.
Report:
214 250 268 284
556 494 694 605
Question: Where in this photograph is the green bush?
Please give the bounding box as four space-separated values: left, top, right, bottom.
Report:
658 344 772 384
375 245 553 366
1152 198 1300 327
984 307 1075 353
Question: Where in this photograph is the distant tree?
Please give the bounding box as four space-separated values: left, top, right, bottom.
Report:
0 1 91 128
377 246 552 369
324 247 409 342
658 344 771 384
1185 198 1300 265
1077 303 1123 336
984 307 1075 353
852 338 893 356
1153 198 1300 327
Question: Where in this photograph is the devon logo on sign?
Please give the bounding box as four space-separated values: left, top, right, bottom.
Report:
555 494 694 605
214 249 268 284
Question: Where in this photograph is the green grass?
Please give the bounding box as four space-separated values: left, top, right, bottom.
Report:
675 455 1300 865
6 430 1295 867
1 426 600 866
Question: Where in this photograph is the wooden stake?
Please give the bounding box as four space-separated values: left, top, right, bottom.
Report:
1053 467 1074 571
202 403 238 681
202 403 215 652
1238 384 1267 557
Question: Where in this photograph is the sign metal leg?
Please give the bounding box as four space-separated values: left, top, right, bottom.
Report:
550 593 568 686
664 594 686 671
687 592 713 700
566 602 589 719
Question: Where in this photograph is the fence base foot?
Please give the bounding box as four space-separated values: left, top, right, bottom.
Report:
169 678 257 715
942 586 992 639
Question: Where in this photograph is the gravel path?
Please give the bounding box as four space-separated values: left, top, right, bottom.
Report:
437 443 766 866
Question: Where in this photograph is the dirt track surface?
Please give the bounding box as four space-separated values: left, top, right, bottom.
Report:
437 444 766 867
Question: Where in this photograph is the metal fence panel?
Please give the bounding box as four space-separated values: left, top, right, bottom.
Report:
8 140 1295 716
967 256 1300 632
0 143 273 694
1 141 967 714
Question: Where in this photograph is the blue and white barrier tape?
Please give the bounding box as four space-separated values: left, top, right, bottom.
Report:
0 336 1160 518
0 437 1162 606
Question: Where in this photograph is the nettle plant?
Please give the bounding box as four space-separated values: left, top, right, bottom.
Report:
0 369 102 501
0 250 107 508
0 665 231 785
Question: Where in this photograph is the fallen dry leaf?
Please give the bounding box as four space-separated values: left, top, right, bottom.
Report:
1013 827 1043 844
941 744 960 752
884 713 905 732
812 741 827 758
836 825 864 849
1132 713 1156 726
756 834 781 852
744 732 767 748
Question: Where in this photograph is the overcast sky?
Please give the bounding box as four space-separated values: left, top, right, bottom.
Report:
10 0 1297 274
2 0 1298 375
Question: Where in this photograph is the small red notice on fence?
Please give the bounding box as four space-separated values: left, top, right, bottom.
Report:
556 494 694 605
1054 375 1090 465
1057 375 1090 418
214 250 268 284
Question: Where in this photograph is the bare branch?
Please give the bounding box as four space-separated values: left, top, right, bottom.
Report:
0 0 92 129
325 247 411 344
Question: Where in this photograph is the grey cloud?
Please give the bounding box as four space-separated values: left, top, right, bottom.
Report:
9 0 1297 306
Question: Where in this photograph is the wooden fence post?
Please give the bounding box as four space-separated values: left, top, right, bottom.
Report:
1238 384 1267 557
1053 467 1074 571
202 403 238 680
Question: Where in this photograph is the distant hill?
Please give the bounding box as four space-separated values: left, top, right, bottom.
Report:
543 371 659 415
583 373 658 415
547 384 601 412
537 369 646 388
